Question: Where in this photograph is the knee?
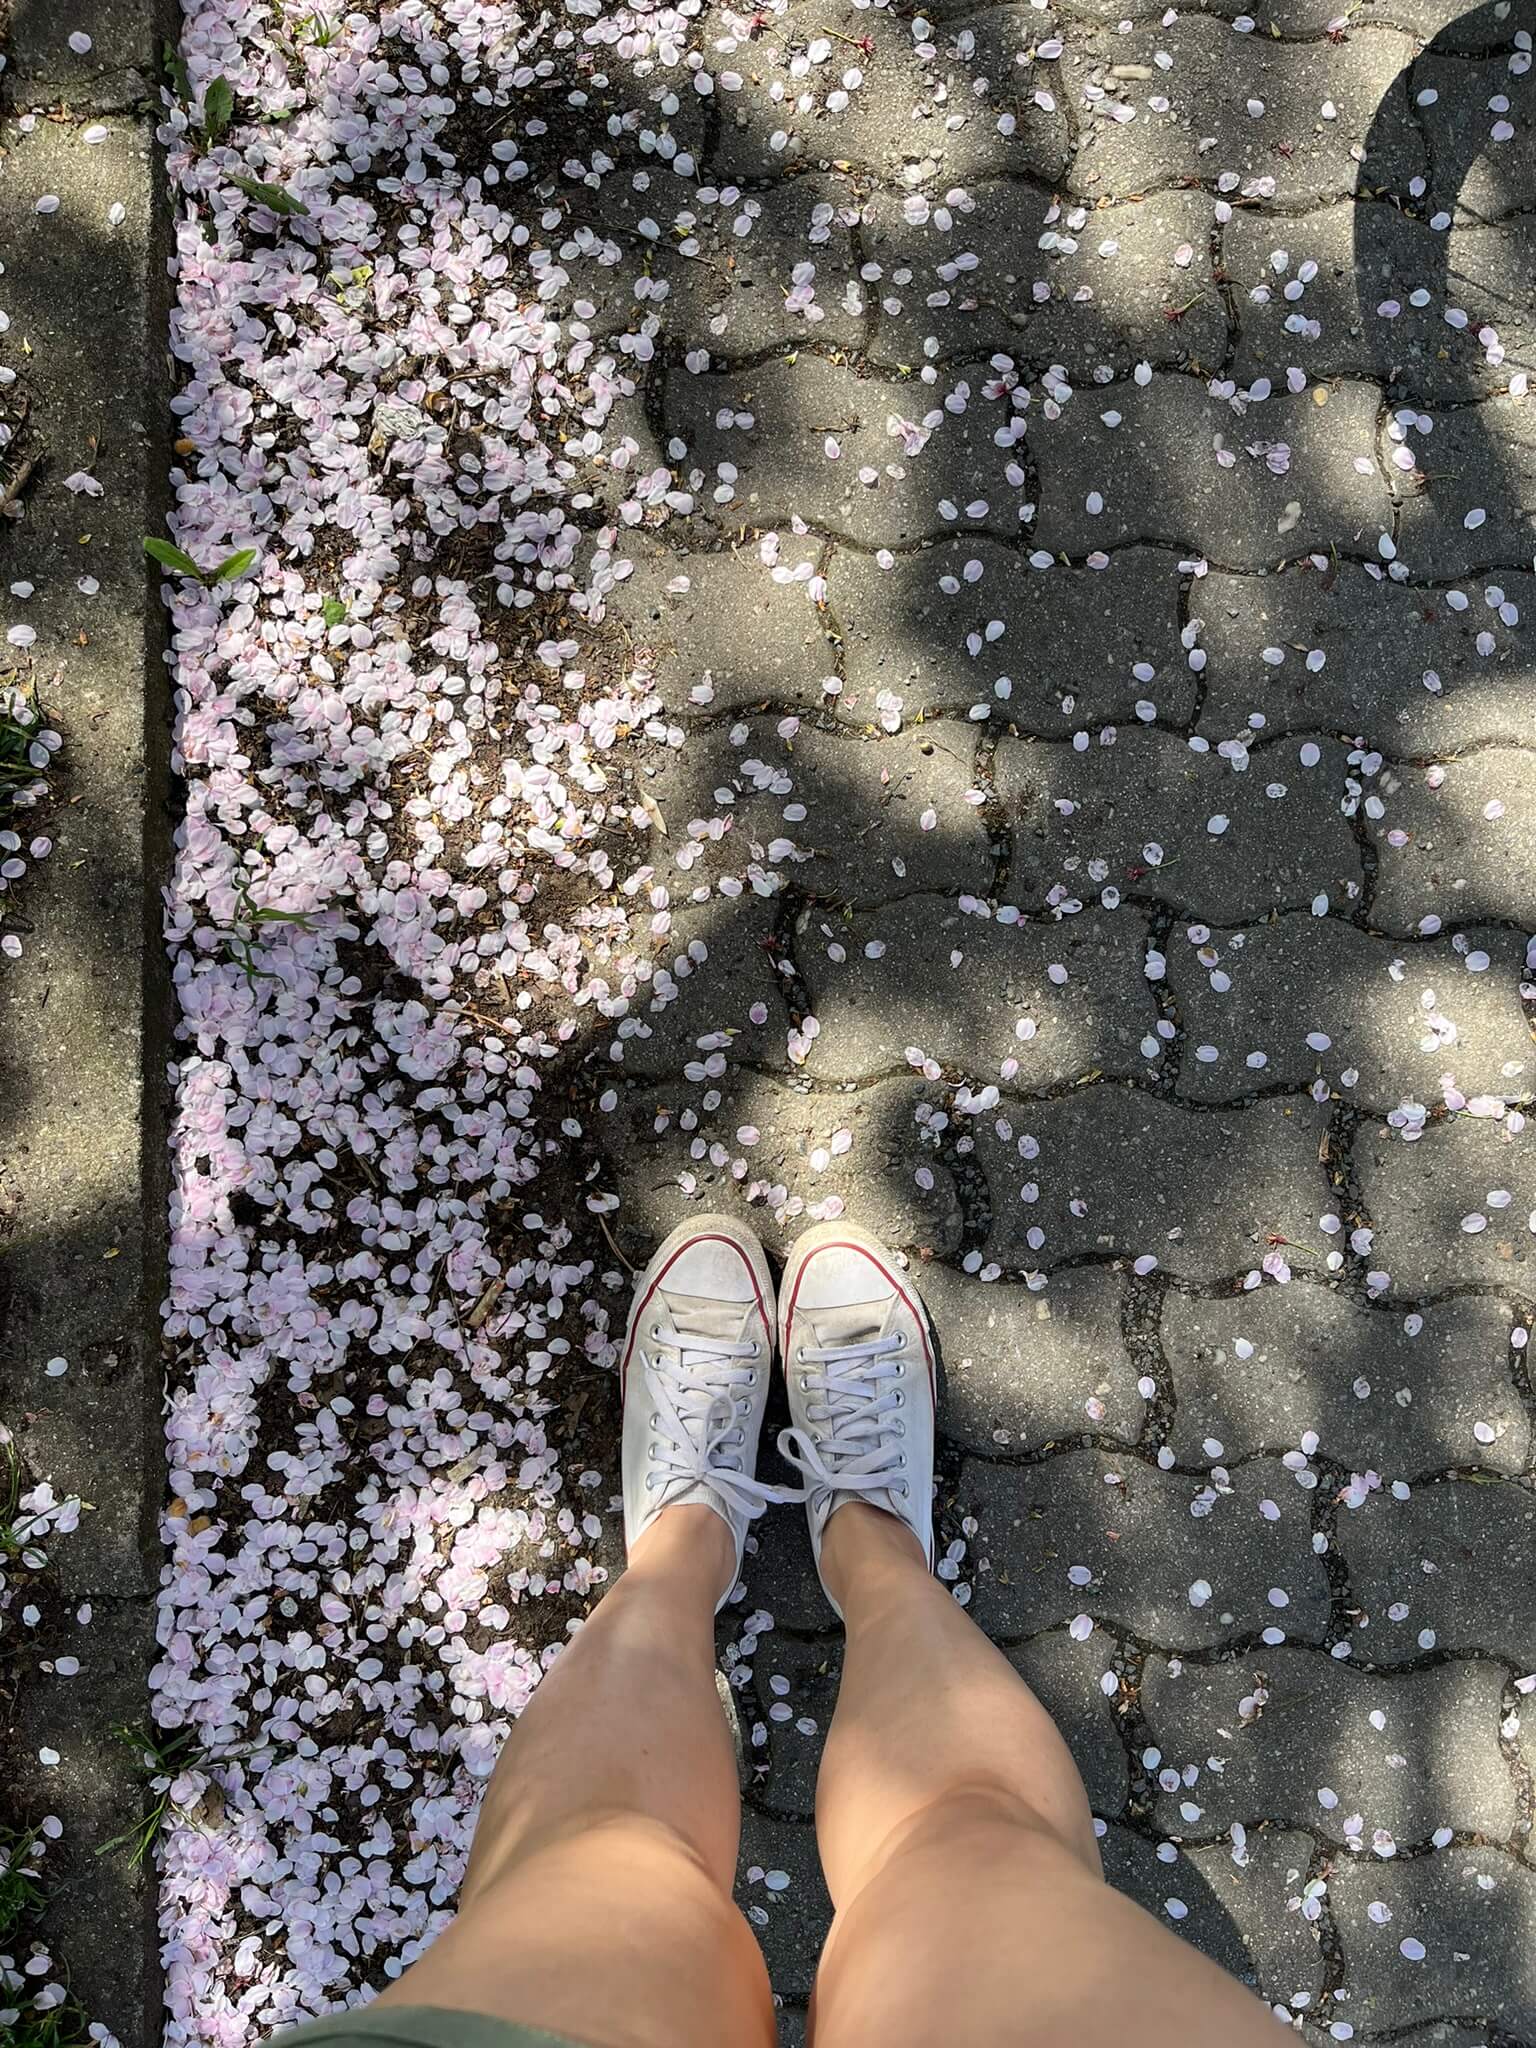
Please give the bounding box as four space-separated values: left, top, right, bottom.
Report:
812 1791 1104 2038
577 1807 729 1889
875 1779 1104 1886
464 1803 730 1914
401 1810 778 2048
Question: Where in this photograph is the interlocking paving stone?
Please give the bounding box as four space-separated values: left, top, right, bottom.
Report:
1182 1829 1327 2014
1193 563 1536 750
1340 1476 1536 1668
581 4 1536 2027
1325 1849 1536 2038
1142 1648 1519 1845
634 176 865 355
1354 1114 1533 1293
994 729 1364 923
1372 746 1536 935
1395 398 1536 579
977 1091 1331 1276
736 1810 832 2006
709 4 1069 184
1062 20 1423 204
614 544 836 722
1229 202 1536 404
1055 0 1413 33
831 542 1193 734
1358 2029 1519 2048
742 1492 843 1633
918 1261 1148 1454
749 1636 841 1818
796 895 1157 1083
1029 377 1391 568
640 716 995 901
601 899 791 1081
1374 0 1529 49
1097 1821 1268 1987
860 186 1226 372
1008 1627 1133 1815
605 1076 965 1264
662 354 1028 547
1161 1287 1529 1475
1415 49 1536 221
961 1449 1331 1645
1163 917 1532 1112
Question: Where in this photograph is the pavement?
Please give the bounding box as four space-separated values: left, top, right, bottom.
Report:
0 0 170 2035
0 0 1532 2041
587 0 1536 2038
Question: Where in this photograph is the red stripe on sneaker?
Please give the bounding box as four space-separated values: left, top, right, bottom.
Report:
620 1232 769 1397
783 1241 936 1403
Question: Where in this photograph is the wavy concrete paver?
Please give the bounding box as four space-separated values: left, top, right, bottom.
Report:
590 0 1536 2035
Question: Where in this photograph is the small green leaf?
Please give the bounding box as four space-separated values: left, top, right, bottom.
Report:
211 548 257 585
143 536 204 580
248 904 314 925
163 40 192 105
201 75 235 141
229 175 309 217
321 596 347 628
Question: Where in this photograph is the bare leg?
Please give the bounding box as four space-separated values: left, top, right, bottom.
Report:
808 1505 1278 2048
375 1506 775 2048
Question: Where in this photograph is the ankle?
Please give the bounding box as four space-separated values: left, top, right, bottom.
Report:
820 1500 928 1614
627 1500 737 1602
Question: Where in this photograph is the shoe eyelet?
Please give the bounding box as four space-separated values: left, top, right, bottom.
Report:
799 1375 810 1391
645 1473 657 1491
895 1391 905 1407
649 1412 660 1426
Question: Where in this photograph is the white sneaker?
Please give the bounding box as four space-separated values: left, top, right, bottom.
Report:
777 1222 937 1619
621 1216 779 1611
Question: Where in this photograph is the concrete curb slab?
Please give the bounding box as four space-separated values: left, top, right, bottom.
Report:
0 0 171 2039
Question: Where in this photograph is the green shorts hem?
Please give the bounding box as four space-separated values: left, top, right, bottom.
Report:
269 2005 594 2048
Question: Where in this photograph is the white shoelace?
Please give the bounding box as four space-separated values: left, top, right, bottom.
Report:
777 1332 909 1505
642 1329 784 1521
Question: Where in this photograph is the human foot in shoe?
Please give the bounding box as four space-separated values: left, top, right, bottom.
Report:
621 1217 780 1612
777 1222 936 1619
